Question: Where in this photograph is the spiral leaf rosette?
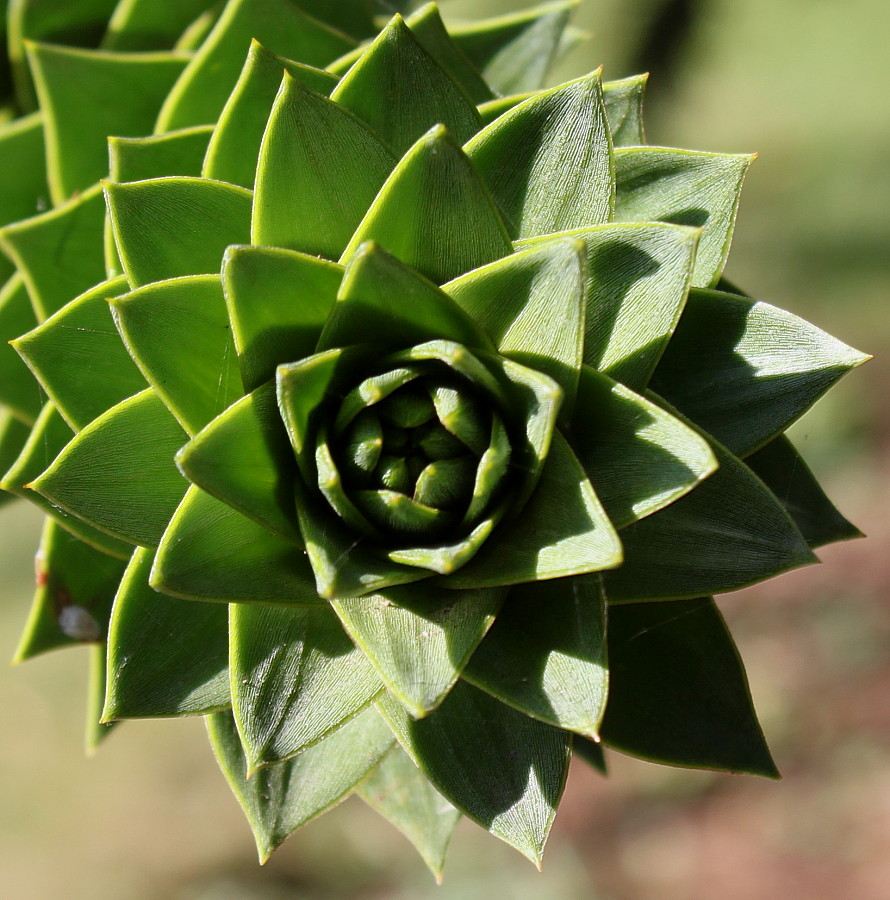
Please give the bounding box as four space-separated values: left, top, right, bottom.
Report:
0 0 868 875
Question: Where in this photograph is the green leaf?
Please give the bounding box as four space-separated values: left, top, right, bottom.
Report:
0 411 30 509
443 238 586 417
104 547 230 719
602 74 647 146
476 91 535 127
601 597 779 777
614 147 754 287
465 71 612 240
105 176 252 288
85 643 119 752
230 603 383 768
251 75 395 259
176 382 301 542
108 126 213 183
378 681 570 866
463 575 607 736
569 365 717 528
30 389 189 548
445 431 622 588
604 419 816 602
0 183 106 319
207 706 394 863
358 744 461 882
27 42 187 203
573 737 607 773
110 275 242 435
101 0 213 51
517 221 699 392
321 243 492 354
331 14 480 156
12 518 128 663
331 583 504 717
0 273 41 423
745 435 862 549
450 1 576 96
203 41 338 190
13 276 146 431
155 0 354 131
222 245 343 392
405 4 494 104
0 112 50 226
152 485 322 605
650 289 870 457
341 126 512 285
1 403 133 558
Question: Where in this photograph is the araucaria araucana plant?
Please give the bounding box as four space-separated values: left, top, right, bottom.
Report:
0 0 867 877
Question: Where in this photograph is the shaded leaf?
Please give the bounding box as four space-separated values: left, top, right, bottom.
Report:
569 365 716 528
13 276 146 430
601 597 779 777
341 126 512 285
650 288 870 456
745 434 862 549
604 418 816 602
614 146 754 287
86 642 119 751
379 681 570 865
332 583 504 716
466 71 612 239
464 575 608 736
252 76 394 259
108 125 213 183
0 273 41 423
208 706 393 863
0 411 30 509
331 14 480 155
105 176 252 288
104 547 229 718
101 0 213 51
230 603 383 768
602 73 647 146
0 112 50 226
13 518 127 662
358 744 461 882
31 389 189 548
152 486 322 605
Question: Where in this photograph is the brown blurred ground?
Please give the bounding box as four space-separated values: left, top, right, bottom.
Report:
1 1 888 897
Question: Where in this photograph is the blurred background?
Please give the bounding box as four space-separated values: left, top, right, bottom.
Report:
1 1 887 897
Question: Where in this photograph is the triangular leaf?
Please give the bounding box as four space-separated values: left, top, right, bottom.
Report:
222 245 343 392
745 435 862 549
110 275 242 435
0 273 41 423
207 706 394 863
0 112 50 226
13 518 128 662
602 74 647 146
152 485 322 605
517 221 699 392
569 365 717 528
601 597 779 777
603 417 816 602
341 126 513 285
230 603 383 768
13 276 146 431
465 71 612 239
155 0 354 131
443 238 587 417
331 14 481 155
0 411 30 509
30 389 189 548
0 183 106 319
252 75 395 259
108 125 213 183
446 431 622 588
86 642 120 752
101 0 213 51
203 41 338 190
614 146 754 287
358 744 461 882
27 42 187 203
331 582 504 717
378 681 570 865
105 176 252 288
104 546 229 719
463 575 608 736
650 288 870 456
